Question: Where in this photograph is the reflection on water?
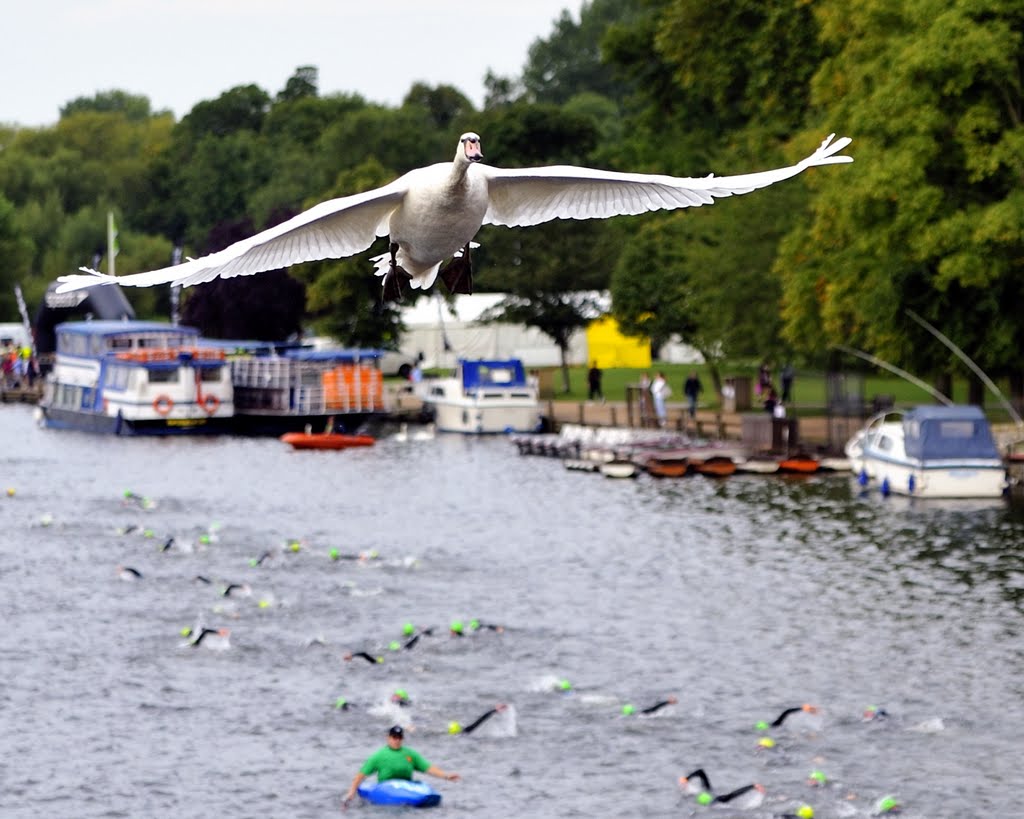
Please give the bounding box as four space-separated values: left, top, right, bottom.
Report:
1 404 1022 818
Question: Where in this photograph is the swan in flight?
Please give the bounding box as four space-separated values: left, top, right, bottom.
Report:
57 131 852 301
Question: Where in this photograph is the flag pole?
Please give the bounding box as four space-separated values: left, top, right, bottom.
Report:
107 211 118 277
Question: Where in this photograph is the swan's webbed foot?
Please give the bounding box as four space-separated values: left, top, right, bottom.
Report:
381 242 413 302
439 245 474 295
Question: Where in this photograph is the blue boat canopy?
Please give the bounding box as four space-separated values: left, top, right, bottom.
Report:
903 405 1000 460
459 359 528 389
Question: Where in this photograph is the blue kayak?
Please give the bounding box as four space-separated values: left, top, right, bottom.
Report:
358 779 442 807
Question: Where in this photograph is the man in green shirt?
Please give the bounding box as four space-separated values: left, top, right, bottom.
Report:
343 725 460 807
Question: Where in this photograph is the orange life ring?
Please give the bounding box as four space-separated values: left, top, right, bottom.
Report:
153 395 174 415
201 394 221 415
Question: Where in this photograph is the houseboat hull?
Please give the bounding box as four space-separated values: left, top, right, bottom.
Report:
38 321 234 437
846 406 1007 499
420 358 542 434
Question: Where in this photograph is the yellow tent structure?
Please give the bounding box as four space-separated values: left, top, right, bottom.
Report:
585 316 651 369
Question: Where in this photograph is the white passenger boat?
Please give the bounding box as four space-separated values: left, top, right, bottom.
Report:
845 405 1007 498
419 358 542 434
38 320 234 435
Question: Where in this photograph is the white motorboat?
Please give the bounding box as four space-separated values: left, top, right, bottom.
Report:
419 358 542 434
845 406 1007 498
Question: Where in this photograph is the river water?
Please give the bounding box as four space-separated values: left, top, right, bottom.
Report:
1 403 1022 819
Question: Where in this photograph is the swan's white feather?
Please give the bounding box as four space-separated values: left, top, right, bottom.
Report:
55 133 851 295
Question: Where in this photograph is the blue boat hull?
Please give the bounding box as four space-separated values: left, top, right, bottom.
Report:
357 779 441 807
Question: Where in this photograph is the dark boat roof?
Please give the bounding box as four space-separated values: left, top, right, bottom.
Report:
903 404 1000 460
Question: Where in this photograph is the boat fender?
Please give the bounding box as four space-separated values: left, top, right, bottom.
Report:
880 477 890 497
153 395 174 415
857 469 869 486
201 394 221 415
907 474 915 494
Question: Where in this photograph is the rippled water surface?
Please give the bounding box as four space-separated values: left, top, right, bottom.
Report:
2 404 1022 818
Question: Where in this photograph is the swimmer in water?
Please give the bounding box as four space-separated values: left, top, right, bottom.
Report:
116 565 142 580
863 705 891 722
189 627 231 648
468 619 505 633
250 551 273 567
755 703 820 731
390 689 411 707
221 583 251 597
624 695 678 716
193 575 212 585
448 703 508 735
713 783 766 809
678 768 713 797
344 651 383 665
402 626 436 650
160 536 175 552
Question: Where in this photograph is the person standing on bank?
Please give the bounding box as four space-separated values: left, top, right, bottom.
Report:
683 371 703 419
650 371 670 428
587 361 603 401
343 725 460 808
781 362 794 403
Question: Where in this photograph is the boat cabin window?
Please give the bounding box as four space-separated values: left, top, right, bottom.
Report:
198 366 223 383
110 336 134 350
938 421 975 439
107 365 131 390
479 365 514 384
146 369 179 384
878 435 893 452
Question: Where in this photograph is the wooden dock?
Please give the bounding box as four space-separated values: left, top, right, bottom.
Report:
0 385 42 404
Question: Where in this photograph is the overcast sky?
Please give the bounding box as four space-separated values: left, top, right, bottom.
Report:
6 0 584 127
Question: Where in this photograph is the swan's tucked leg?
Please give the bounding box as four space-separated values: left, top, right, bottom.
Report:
439 244 474 295
382 241 413 302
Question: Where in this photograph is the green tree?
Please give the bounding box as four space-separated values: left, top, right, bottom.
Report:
276 65 319 103
0 194 35 319
60 90 156 122
776 0 1024 394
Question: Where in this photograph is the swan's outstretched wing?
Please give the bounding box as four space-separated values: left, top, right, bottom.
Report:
481 134 852 228
55 181 408 293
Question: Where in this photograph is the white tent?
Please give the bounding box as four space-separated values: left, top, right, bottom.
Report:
398 293 590 370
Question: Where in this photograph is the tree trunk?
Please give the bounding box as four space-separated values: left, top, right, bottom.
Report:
935 372 953 401
559 343 571 393
967 374 985 407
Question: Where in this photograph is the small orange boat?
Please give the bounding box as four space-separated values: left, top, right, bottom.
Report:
692 455 737 477
280 432 376 450
645 458 690 478
778 455 820 473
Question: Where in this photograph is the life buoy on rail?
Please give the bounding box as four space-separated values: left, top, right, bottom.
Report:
153 395 174 415
201 394 221 415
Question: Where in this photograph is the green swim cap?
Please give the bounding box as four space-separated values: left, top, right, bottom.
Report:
450 620 464 634
878 796 899 813
389 641 401 651
403 622 415 635
199 534 211 544
558 679 572 691
621 704 635 715
334 697 348 709
329 548 340 560
755 719 769 731
696 791 712 805
758 736 776 749
808 770 827 785
796 805 814 819
394 688 408 700
469 618 480 631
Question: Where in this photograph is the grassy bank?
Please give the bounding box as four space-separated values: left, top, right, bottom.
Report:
540 362 1013 414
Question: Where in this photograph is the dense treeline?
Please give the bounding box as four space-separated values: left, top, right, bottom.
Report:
1 0 1021 400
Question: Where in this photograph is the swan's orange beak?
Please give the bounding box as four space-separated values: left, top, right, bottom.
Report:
463 137 483 162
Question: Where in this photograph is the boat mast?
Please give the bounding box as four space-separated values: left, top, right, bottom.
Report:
834 344 953 406
906 309 1023 429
